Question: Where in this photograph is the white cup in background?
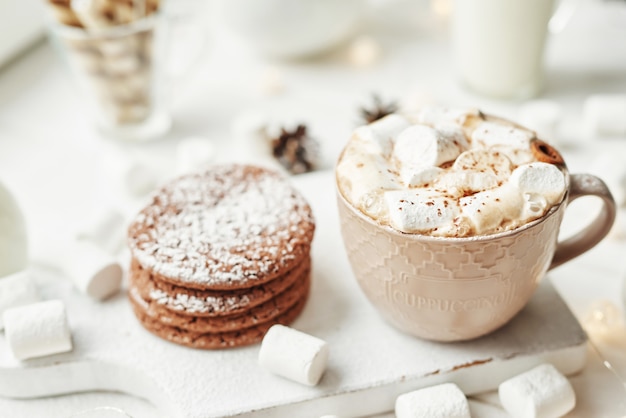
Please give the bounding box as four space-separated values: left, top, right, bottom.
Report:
452 0 557 99
217 0 366 59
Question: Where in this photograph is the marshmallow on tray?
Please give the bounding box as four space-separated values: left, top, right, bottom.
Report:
499 364 575 418
395 383 471 418
3 300 73 361
0 271 40 330
258 324 329 386
65 241 123 301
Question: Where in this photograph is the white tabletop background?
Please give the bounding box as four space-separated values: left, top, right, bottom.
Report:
1 0 626 416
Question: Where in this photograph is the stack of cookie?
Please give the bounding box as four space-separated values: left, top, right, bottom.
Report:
127 165 316 349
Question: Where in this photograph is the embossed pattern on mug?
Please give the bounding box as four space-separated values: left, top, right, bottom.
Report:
338 192 565 341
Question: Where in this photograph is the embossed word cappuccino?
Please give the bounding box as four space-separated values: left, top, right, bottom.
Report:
336 107 567 237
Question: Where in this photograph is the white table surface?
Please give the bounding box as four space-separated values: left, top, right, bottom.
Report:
1 1 626 417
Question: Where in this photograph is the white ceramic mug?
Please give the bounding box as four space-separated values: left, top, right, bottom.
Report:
452 0 557 99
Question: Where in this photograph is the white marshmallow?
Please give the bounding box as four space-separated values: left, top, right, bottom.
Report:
336 148 401 214
582 94 626 138
393 124 467 168
460 185 523 235
499 364 575 418
400 165 443 187
437 170 499 193
3 300 73 360
416 106 479 126
395 383 470 418
76 208 126 255
0 271 40 330
490 145 534 166
518 100 562 143
65 241 123 301
472 122 535 149
385 189 459 233
355 114 411 157
258 324 329 386
453 149 513 182
176 137 216 174
509 163 566 205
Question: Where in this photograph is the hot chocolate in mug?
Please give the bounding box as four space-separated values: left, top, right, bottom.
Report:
336 109 616 341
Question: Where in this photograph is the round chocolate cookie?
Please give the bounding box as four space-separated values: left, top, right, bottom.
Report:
129 265 311 333
130 289 310 349
127 164 315 290
129 257 310 317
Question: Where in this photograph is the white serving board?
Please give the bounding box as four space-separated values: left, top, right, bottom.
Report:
0 171 587 418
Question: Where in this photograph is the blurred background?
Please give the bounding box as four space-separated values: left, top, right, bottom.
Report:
0 0 626 416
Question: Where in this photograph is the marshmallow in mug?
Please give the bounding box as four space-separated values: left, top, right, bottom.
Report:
336 107 568 237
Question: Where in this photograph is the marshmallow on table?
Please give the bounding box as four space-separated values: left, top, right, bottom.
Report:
76 208 126 255
0 271 40 330
393 124 467 168
355 114 411 157
472 122 535 149
499 364 575 418
518 100 562 143
384 189 459 233
509 162 566 205
3 300 73 361
258 324 329 386
176 137 216 174
65 240 123 301
395 383 471 418
583 94 626 138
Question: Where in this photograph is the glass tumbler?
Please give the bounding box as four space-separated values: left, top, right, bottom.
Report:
48 14 171 141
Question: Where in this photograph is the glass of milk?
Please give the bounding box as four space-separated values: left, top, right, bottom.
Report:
452 0 557 100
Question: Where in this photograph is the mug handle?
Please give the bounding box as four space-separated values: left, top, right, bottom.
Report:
549 173 616 270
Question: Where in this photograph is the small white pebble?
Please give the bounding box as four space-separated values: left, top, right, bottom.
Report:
499 364 575 418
